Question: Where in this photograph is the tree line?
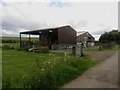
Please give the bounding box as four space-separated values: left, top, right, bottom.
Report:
1 40 19 43
99 30 120 44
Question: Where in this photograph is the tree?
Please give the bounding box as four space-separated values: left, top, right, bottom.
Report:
99 30 120 44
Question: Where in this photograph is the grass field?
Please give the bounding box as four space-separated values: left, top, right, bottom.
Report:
1 36 39 49
2 49 96 89
2 37 118 89
1 36 39 42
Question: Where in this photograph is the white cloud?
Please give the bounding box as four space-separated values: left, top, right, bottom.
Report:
0 0 119 2
2 29 18 36
1 1 118 40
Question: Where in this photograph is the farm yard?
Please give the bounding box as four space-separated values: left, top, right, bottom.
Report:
1 37 119 89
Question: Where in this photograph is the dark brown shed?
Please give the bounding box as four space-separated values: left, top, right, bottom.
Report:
20 25 76 49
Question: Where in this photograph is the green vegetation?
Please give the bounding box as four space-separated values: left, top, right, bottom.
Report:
1 36 39 50
2 49 96 89
2 43 19 49
1 36 96 89
1 36 38 41
84 45 118 52
98 30 120 50
84 46 100 51
99 30 120 44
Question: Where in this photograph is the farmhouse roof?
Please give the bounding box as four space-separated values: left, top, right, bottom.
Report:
77 31 87 36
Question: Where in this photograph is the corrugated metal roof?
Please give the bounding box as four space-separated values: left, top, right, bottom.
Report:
20 25 73 34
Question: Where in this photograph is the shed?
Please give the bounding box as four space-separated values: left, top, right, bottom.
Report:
20 25 76 49
77 31 95 47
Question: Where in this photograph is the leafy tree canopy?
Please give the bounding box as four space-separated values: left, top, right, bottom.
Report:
99 30 120 44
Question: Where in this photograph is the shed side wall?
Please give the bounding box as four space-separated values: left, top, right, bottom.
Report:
58 26 76 44
77 32 95 43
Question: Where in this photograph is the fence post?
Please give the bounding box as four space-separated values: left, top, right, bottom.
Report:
51 45 54 52
20 33 21 48
33 45 35 53
80 43 84 56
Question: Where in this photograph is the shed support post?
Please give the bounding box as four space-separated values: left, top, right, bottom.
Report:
20 33 21 48
29 34 31 48
39 34 41 45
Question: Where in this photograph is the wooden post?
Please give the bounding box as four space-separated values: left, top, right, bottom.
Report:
29 34 31 48
99 42 102 51
20 33 21 48
39 34 41 45
33 45 35 53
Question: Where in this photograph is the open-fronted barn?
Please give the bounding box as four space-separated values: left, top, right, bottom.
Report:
20 25 76 49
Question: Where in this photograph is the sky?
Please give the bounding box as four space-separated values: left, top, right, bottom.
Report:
0 0 118 40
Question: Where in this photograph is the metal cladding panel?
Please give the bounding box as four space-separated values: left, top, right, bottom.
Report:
58 26 76 44
40 29 58 46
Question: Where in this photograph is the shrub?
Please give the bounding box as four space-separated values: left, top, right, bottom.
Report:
2 45 14 50
2 40 18 43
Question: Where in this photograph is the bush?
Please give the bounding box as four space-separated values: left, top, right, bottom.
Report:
2 45 14 50
2 40 18 43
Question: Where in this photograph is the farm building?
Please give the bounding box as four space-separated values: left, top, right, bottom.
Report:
20 25 76 49
77 31 95 47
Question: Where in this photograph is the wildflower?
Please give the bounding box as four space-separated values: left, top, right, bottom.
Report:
48 61 51 64
51 65 53 68
43 62 46 65
39 79 41 82
41 68 45 71
64 59 66 62
64 52 67 56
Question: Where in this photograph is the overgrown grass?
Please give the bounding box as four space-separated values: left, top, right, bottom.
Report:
100 44 118 51
2 49 96 89
2 43 19 48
